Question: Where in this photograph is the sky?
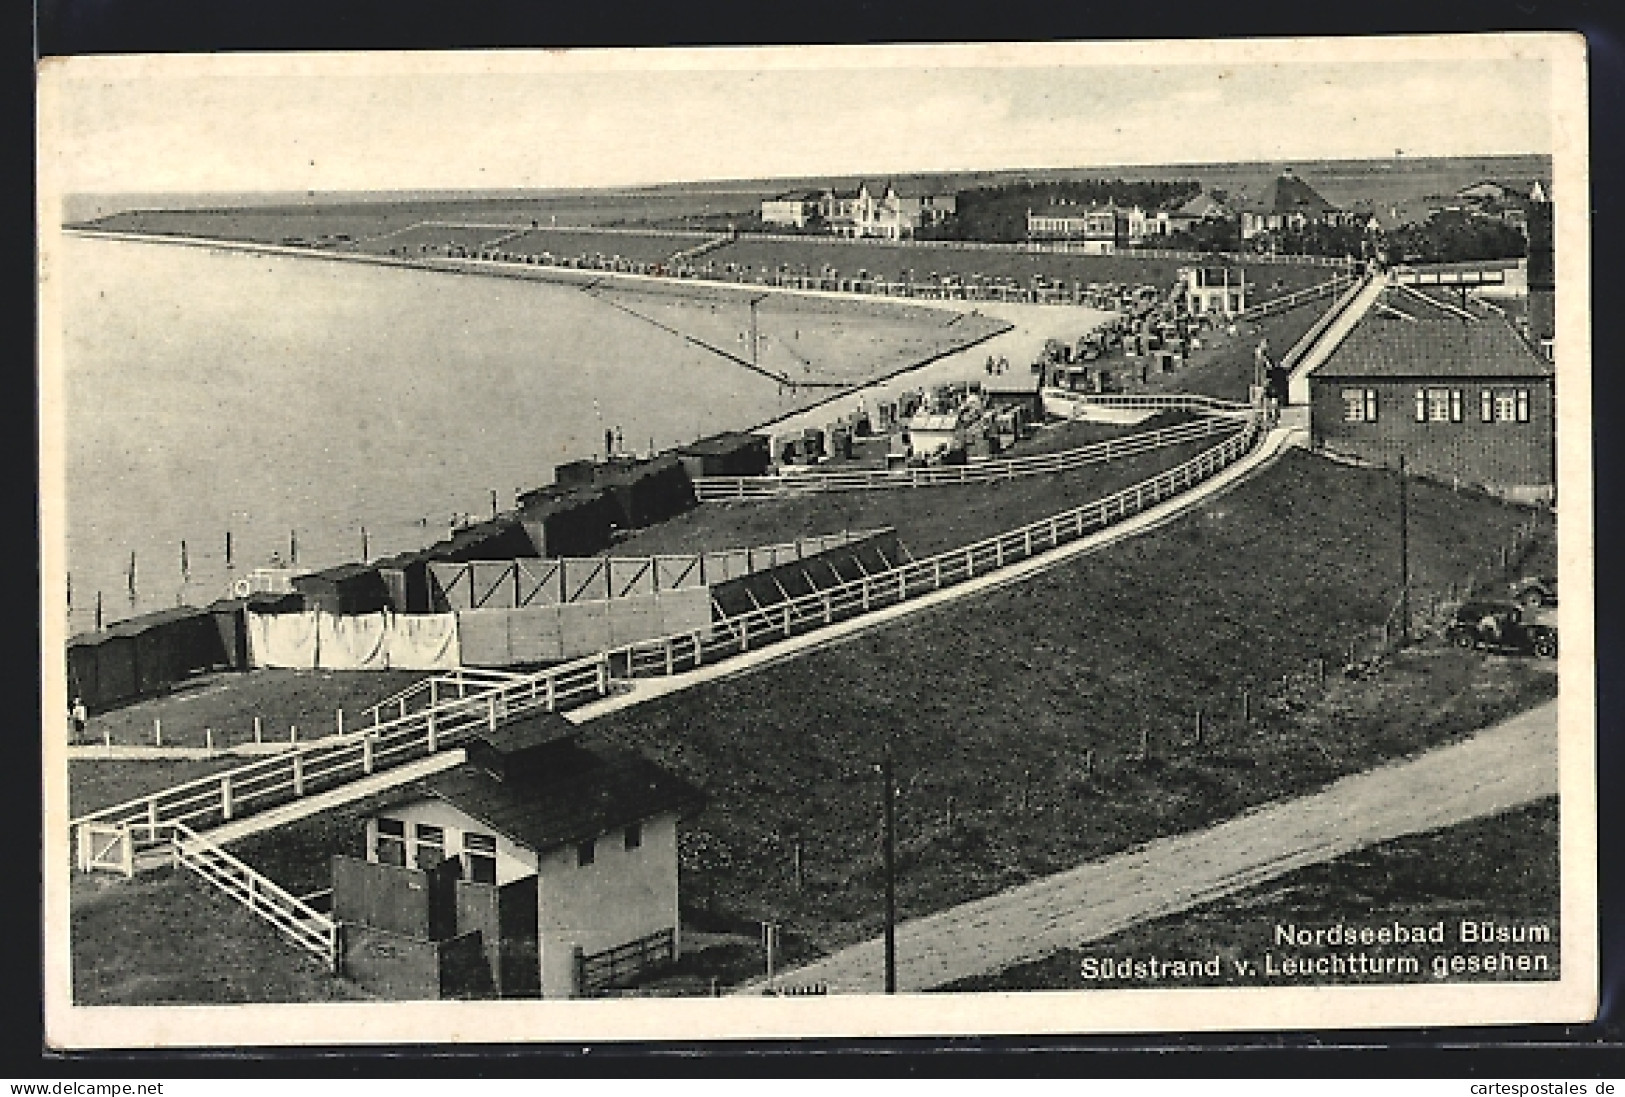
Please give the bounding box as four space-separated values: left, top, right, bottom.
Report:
39 36 1572 197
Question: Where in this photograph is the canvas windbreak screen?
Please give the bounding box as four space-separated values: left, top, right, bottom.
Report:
248 610 460 669
248 610 320 669
388 612 461 670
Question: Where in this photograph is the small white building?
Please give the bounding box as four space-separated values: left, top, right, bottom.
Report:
1179 266 1249 317
761 190 823 229
334 720 705 999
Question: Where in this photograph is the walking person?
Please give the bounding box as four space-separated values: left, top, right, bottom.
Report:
70 696 87 744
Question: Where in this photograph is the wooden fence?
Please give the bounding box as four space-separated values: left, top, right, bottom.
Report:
1239 273 1357 322
428 530 886 608
70 656 609 838
693 398 1247 500
170 820 338 965
611 411 1265 679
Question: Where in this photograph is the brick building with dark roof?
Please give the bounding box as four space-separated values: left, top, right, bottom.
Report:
1309 284 1555 502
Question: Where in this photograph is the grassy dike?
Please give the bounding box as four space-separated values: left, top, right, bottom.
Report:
71 448 1558 1000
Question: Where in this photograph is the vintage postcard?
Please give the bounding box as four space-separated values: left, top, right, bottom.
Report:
38 35 1595 1047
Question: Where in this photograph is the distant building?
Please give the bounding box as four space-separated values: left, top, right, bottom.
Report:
1237 168 1347 240
333 719 706 999
1179 266 1249 317
1164 192 1232 234
760 190 824 229
1025 201 1125 253
1309 285 1555 502
775 181 957 239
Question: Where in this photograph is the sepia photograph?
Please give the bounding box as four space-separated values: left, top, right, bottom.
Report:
37 35 1595 1047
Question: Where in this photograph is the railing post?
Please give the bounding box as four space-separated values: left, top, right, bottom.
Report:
147 797 160 835
784 604 793 637
399 698 408 720
597 656 609 695
488 694 499 732
292 753 305 797
426 711 438 753
431 679 439 707
665 639 675 676
121 827 134 878
363 733 375 774
693 632 704 667
823 590 833 624
220 774 234 821
545 673 556 711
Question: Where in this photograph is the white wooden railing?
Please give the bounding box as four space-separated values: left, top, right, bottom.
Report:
74 399 1264 861
1239 273 1357 321
693 396 1247 500
71 655 609 838
609 410 1265 679
168 820 338 965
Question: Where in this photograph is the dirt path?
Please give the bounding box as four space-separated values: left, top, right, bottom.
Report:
747 699 1557 994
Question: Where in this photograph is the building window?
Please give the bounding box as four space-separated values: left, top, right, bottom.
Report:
1481 390 1494 422
577 839 596 868
1517 389 1531 422
1495 391 1518 422
414 823 445 870
1450 389 1463 422
1427 388 1453 422
464 832 497 885
624 823 642 851
375 817 407 867
1415 389 1427 422
1341 389 1379 423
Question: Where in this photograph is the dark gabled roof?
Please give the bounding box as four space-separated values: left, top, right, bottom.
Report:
466 711 577 756
769 189 823 202
1315 287 1553 380
380 744 706 855
675 431 769 457
69 604 214 646
294 562 379 584
1239 169 1339 216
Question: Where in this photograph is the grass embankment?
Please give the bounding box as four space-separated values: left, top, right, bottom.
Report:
70 870 369 1005
1122 295 1339 403
222 450 1554 995
610 431 1224 560
69 669 429 815
949 798 1561 991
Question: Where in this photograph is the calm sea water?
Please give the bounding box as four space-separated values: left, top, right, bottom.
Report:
57 236 816 632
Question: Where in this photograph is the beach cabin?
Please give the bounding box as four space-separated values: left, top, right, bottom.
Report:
333 720 706 999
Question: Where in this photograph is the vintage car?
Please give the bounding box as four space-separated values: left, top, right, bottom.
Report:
1445 601 1557 658
1508 574 1558 609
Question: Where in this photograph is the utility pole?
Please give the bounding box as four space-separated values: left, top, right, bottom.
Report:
882 742 897 994
750 297 761 370
1398 454 1410 643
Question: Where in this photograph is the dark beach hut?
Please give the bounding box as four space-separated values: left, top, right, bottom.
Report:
375 549 437 614
517 487 619 559
595 453 696 530
673 432 772 479
432 516 543 563
67 605 231 714
206 592 304 670
292 563 394 616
